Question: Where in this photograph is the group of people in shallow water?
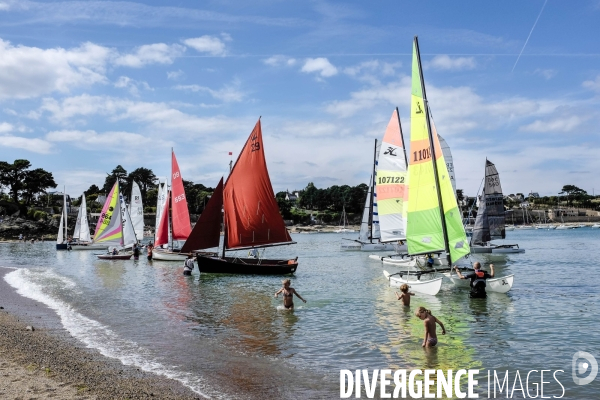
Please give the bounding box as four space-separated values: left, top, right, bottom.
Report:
395 261 495 348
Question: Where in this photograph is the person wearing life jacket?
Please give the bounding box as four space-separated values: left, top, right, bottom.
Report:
453 262 494 298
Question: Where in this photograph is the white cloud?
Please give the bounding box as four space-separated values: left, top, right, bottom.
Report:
520 116 586 133
428 55 476 71
0 134 53 153
39 95 250 140
301 58 338 78
46 129 172 151
183 35 227 56
174 81 245 102
263 55 297 67
167 70 184 80
582 75 600 92
0 121 13 133
0 39 111 99
534 68 557 80
0 2 10 11
114 76 152 96
326 78 408 118
114 43 185 68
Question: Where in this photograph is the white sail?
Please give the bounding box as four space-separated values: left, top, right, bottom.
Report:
56 212 64 244
376 109 408 242
120 193 137 247
130 181 144 241
358 183 372 242
74 194 91 242
437 130 456 196
154 179 168 244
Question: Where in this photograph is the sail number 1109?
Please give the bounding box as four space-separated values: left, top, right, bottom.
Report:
413 148 431 162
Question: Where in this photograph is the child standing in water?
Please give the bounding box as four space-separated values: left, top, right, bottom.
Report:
274 279 306 310
395 284 415 306
415 306 446 347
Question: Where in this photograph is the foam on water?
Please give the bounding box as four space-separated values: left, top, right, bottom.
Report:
4 267 226 399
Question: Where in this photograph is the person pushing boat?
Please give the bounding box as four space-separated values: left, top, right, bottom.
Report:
274 279 306 310
183 254 194 276
454 262 495 298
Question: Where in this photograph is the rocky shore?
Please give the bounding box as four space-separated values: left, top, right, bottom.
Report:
0 270 201 400
0 215 60 241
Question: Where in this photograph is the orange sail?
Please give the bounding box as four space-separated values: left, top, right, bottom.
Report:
224 119 292 249
171 150 192 240
180 178 224 253
155 191 170 246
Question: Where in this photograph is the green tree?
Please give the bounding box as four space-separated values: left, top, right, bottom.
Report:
84 184 101 196
0 160 56 204
127 167 157 204
103 165 128 193
22 168 57 205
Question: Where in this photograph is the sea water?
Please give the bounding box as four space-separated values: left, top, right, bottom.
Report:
1 229 599 398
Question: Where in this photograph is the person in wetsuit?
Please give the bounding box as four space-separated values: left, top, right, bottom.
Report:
454 262 495 298
183 254 194 276
274 279 306 310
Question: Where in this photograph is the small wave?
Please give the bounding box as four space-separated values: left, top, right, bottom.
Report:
4 268 224 399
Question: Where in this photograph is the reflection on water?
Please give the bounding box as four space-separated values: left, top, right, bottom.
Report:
1 229 600 398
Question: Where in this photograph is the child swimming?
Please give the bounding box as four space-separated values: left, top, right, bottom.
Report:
415 306 446 347
274 279 306 310
395 284 415 306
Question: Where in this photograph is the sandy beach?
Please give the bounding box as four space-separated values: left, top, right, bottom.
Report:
0 268 201 400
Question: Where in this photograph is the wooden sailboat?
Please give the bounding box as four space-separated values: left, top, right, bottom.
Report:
93 181 134 260
190 119 298 274
470 160 524 254
383 37 513 295
152 150 192 261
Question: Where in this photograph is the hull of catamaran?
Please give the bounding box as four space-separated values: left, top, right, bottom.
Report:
342 242 407 252
383 270 442 296
556 225 573 230
340 241 362 251
504 226 515 231
196 255 298 275
592 224 600 229
369 255 418 268
491 245 525 254
517 226 535 230
470 244 493 254
441 273 514 293
97 253 133 260
70 244 108 251
152 248 188 261
334 229 356 233
56 243 69 251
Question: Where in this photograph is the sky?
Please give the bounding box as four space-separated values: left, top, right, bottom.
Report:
1 0 600 199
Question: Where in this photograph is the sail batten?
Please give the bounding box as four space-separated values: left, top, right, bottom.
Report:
223 119 293 249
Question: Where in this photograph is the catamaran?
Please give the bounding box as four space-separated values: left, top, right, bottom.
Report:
382 37 514 295
470 160 524 254
191 118 298 274
70 193 107 250
152 150 192 261
93 181 136 260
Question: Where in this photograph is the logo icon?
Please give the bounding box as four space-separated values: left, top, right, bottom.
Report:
572 351 598 385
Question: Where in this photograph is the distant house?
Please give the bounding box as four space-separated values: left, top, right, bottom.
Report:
285 190 299 202
528 192 540 198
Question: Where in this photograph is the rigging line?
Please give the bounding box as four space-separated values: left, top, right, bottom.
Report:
512 0 549 72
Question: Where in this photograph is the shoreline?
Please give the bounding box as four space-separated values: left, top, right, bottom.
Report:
0 267 201 399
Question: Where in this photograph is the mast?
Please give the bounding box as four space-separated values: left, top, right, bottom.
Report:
368 138 377 243
395 107 409 168
63 186 68 241
414 36 452 267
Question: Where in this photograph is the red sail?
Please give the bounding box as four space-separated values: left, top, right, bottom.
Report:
180 178 224 253
155 192 170 246
224 119 292 249
171 150 192 240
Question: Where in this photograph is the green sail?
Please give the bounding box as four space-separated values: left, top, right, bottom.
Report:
406 37 469 263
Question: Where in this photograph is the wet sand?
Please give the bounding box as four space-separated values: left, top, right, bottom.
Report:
0 268 202 399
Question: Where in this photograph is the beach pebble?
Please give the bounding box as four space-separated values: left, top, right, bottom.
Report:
25 325 35 331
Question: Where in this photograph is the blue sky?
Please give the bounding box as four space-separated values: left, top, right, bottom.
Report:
1 0 600 199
